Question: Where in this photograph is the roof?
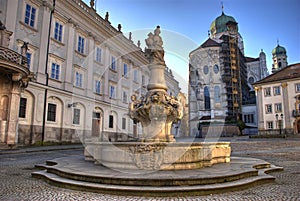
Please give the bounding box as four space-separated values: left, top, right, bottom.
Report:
253 63 300 85
200 38 221 48
189 38 220 56
272 44 287 56
210 12 237 35
245 57 259 62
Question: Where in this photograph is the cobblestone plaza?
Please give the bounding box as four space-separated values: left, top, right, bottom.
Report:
1 137 300 201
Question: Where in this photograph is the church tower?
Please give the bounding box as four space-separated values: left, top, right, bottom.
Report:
272 42 288 73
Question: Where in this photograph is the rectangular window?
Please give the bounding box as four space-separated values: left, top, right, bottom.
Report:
264 87 271 97
54 22 63 42
142 75 145 86
275 103 282 113
73 108 80 125
26 52 31 69
95 80 101 94
47 103 56 122
19 98 27 118
51 63 60 80
265 104 272 114
122 117 126 130
24 4 36 27
109 115 114 128
123 91 128 103
75 71 83 88
266 121 273 129
296 83 300 92
111 56 116 70
123 63 128 76
133 70 138 82
96 47 102 63
273 86 281 96
77 36 85 54
109 85 116 98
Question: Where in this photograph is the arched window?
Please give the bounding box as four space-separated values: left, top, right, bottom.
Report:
204 86 211 110
214 86 221 103
278 62 282 68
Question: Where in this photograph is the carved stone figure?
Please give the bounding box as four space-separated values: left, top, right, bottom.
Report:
145 26 165 65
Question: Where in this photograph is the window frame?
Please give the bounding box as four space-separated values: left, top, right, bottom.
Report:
295 83 300 93
109 85 116 99
77 35 85 54
264 87 271 97
47 103 57 122
50 62 60 80
265 104 272 114
266 121 273 129
94 79 101 94
95 47 102 63
73 108 80 125
26 52 32 69
274 103 282 113
122 91 128 103
273 86 281 96
109 115 114 128
111 56 116 71
24 3 37 28
133 70 139 82
54 21 63 42
75 71 83 88
123 63 128 76
122 117 126 130
19 97 27 118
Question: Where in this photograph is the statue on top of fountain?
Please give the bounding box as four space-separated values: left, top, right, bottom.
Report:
145 26 165 66
129 26 182 142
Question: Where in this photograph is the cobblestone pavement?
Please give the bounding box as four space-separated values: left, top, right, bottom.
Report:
0 138 300 201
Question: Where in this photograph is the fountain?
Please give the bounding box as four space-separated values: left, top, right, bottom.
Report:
33 26 283 195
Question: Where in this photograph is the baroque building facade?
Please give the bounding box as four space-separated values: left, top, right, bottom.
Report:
253 63 300 136
189 10 268 137
0 0 181 146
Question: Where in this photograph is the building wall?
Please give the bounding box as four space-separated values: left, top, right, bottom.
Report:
2 0 182 145
256 80 298 135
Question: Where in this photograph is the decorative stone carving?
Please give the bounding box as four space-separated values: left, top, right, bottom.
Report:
129 26 183 142
129 143 165 170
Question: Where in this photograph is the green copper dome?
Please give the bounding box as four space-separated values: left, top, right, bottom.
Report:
272 45 286 56
210 12 237 35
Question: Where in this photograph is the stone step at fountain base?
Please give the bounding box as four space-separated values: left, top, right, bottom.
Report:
32 156 283 196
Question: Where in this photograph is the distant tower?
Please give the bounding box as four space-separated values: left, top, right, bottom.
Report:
272 41 287 73
259 49 268 79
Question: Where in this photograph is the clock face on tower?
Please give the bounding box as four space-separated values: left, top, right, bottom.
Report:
214 64 219 74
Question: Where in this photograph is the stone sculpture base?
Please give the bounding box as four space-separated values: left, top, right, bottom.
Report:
84 142 231 170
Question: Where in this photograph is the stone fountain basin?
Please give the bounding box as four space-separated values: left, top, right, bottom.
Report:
84 142 231 171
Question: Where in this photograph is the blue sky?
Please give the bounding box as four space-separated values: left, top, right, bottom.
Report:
83 0 300 92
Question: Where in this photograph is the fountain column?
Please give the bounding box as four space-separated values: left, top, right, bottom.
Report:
129 26 183 142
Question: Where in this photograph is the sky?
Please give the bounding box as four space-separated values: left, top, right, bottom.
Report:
83 0 300 93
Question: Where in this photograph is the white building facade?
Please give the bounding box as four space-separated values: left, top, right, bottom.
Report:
253 63 300 136
0 0 181 145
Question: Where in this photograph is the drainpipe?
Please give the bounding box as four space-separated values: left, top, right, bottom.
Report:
41 0 55 144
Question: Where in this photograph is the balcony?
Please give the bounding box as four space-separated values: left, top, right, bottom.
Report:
0 46 29 76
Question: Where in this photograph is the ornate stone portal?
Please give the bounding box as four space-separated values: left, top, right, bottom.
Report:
84 26 231 170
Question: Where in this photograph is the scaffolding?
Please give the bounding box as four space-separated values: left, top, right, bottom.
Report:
220 21 244 121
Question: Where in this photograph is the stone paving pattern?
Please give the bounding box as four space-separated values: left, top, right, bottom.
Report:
0 138 300 201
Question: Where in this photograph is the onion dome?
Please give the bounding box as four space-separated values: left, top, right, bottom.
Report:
210 11 237 36
272 44 287 56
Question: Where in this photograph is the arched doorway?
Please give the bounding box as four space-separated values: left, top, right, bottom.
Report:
92 107 103 138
